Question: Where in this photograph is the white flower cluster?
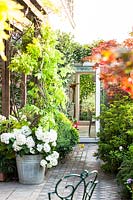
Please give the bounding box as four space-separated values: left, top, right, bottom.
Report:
35 127 57 144
1 126 35 153
0 126 59 168
40 151 59 168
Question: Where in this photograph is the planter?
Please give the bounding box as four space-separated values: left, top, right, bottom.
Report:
0 172 6 181
16 154 45 185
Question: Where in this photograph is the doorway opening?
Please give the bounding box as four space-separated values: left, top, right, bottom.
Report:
79 73 96 138
68 63 100 142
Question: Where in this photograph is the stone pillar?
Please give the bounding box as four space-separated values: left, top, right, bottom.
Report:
75 73 80 120
95 67 100 134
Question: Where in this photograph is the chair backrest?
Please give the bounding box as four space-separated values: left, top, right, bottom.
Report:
48 170 98 200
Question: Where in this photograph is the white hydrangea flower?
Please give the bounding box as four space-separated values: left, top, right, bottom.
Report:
52 151 59 159
21 126 32 136
40 159 47 167
26 136 35 148
12 141 22 151
47 163 52 168
43 131 51 143
45 151 59 167
35 126 45 141
15 133 26 145
46 155 52 161
1 133 13 144
1 125 59 170
37 144 43 152
43 143 51 153
30 148 35 154
50 158 58 166
13 128 22 135
49 129 57 142
52 141 56 147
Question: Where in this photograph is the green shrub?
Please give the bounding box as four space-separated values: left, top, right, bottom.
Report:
96 96 133 172
117 145 133 199
55 112 79 159
0 156 17 180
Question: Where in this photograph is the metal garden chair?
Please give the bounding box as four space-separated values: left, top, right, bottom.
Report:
48 169 98 200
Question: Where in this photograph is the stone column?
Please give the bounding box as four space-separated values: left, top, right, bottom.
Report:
95 67 100 134
75 73 80 120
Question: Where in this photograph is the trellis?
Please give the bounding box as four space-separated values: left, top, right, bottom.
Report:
0 0 47 117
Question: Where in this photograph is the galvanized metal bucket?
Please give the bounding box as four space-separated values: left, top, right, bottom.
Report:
16 154 45 185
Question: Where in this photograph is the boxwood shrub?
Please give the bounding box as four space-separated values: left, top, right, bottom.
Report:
55 112 79 159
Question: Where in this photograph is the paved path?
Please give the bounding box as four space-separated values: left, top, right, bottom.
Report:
0 144 121 200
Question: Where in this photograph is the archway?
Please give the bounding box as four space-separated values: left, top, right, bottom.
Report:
70 63 100 142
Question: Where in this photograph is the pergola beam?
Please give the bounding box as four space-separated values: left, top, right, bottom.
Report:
17 0 47 23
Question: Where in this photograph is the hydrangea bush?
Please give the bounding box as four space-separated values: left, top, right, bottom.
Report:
0 125 59 169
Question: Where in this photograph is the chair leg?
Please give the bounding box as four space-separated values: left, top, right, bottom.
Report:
48 193 51 200
88 118 92 137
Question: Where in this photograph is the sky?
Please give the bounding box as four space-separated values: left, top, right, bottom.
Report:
74 0 133 44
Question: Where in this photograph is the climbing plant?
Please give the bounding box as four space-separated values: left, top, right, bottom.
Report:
9 24 67 129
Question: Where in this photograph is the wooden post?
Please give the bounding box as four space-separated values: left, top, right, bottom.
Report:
1 40 10 117
21 73 27 107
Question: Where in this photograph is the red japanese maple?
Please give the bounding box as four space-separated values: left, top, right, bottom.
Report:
87 39 133 98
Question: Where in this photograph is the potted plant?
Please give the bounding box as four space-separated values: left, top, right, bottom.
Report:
0 111 59 185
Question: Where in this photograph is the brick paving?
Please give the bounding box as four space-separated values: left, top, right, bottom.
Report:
0 144 121 200
38 144 121 200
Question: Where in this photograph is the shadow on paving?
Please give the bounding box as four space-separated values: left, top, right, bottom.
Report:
37 144 121 200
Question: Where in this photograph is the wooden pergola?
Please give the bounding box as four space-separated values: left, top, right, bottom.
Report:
0 0 47 117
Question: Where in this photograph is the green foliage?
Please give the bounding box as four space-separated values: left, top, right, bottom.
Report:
55 31 93 85
21 26 35 51
96 96 133 172
73 43 92 63
19 104 56 131
80 74 95 121
9 25 67 115
80 74 95 102
117 146 133 183
117 145 133 199
56 31 76 65
72 40 102 63
55 112 79 159
0 155 17 180
56 31 97 65
7 25 79 164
